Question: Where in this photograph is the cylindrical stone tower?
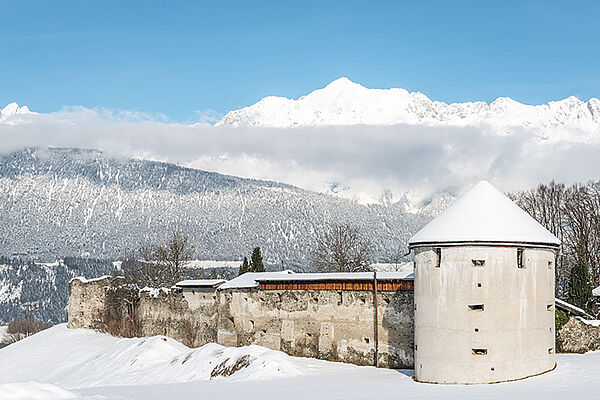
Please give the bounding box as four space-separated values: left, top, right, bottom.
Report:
409 181 559 384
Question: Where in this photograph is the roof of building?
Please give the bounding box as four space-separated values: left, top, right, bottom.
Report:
175 279 227 288
256 271 413 282
593 285 600 297
218 271 296 290
409 180 561 248
555 298 594 319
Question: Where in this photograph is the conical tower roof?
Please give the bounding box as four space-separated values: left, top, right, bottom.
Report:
409 181 560 248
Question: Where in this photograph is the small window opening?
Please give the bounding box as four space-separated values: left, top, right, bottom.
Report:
415 344 418 351
468 304 484 311
548 348 554 354
491 367 495 371
474 328 479 332
477 283 482 288
306 332 312 338
547 304 554 311
472 348 488 355
434 248 441 268
472 259 485 266
517 249 525 268
364 337 370 344
262 329 267 333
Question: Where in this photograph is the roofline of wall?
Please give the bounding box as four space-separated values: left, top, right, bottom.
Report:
408 240 560 250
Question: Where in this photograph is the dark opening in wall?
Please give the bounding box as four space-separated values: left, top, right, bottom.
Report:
477 283 482 288
547 304 554 311
548 260 553 269
434 248 441 268
517 249 524 268
474 328 479 332
472 259 485 267
548 348 554 354
468 304 484 311
472 348 488 355
364 337 370 344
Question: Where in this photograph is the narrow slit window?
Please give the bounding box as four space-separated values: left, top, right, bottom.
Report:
468 304 484 311
472 259 485 266
434 248 441 268
547 304 554 311
548 348 554 354
517 249 525 268
472 348 488 355
548 260 553 269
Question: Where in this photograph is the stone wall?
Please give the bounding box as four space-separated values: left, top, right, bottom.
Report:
217 288 413 368
557 318 600 353
68 279 414 368
67 276 116 330
137 289 219 347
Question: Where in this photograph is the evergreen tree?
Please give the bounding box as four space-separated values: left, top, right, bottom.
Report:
567 259 594 312
238 257 250 276
249 247 265 272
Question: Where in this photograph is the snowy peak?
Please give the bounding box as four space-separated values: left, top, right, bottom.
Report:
216 78 600 137
0 102 33 122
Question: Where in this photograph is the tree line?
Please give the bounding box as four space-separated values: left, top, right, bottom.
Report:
511 180 599 313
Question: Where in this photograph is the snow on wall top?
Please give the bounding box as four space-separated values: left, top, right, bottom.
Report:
255 271 414 282
175 279 226 288
218 271 296 290
409 180 560 247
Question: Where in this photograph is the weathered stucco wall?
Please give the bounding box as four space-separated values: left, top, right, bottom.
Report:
217 288 413 368
414 245 556 384
68 279 414 368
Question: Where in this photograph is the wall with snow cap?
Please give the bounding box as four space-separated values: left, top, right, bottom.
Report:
67 277 414 368
414 246 556 384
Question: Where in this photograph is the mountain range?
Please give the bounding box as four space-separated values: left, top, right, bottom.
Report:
217 78 600 142
0 147 426 264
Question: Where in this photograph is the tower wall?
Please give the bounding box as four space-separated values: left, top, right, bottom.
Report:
414 245 556 384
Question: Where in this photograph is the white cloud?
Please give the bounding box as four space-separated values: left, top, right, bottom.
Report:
0 107 598 205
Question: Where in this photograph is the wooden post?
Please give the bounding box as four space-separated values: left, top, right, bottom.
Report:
373 270 379 367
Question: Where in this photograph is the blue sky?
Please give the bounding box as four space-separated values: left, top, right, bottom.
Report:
1 0 599 121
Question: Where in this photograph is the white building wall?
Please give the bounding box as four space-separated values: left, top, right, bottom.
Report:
414 245 556 384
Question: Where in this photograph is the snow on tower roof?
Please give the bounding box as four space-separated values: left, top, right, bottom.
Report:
409 180 560 248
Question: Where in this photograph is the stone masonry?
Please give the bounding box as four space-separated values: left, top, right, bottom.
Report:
68 277 414 369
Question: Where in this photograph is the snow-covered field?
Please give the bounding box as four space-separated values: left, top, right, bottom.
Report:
0 325 599 400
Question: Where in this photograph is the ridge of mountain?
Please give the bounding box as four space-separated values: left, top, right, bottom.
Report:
216 78 600 138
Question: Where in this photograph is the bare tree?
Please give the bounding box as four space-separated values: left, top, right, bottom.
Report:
155 230 195 285
512 180 600 304
123 231 195 287
122 241 167 288
4 318 52 345
311 224 373 272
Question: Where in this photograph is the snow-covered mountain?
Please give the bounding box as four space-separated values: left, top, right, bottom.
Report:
216 78 600 140
0 102 32 123
0 147 427 265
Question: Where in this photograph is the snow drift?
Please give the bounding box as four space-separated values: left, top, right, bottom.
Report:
0 324 309 390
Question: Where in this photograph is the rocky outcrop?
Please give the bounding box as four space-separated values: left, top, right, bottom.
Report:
557 318 600 353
